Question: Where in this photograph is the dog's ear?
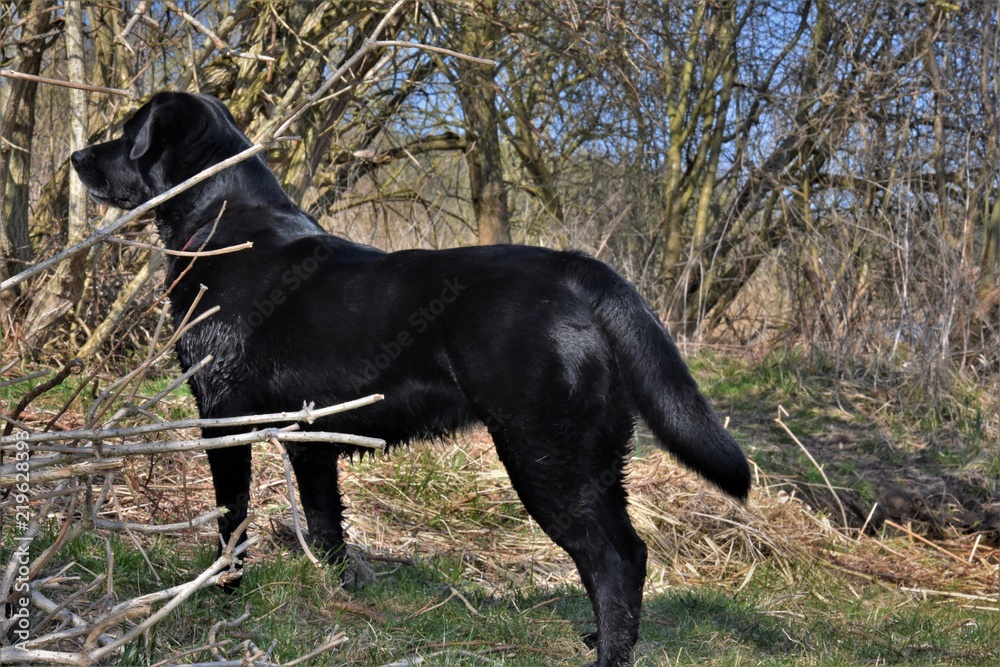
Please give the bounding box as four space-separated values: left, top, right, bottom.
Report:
129 107 157 161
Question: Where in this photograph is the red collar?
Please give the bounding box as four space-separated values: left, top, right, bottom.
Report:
180 222 215 252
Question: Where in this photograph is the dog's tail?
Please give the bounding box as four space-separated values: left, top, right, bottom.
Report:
579 256 751 500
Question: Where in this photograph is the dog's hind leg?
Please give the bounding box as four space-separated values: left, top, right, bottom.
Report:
490 427 647 667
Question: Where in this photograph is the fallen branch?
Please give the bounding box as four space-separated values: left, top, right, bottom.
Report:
93 506 228 534
20 427 386 458
1 394 384 446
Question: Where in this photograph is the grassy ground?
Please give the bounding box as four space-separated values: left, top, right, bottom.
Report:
3 352 1000 665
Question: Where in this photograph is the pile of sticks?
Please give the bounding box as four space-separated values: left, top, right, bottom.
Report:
0 349 383 666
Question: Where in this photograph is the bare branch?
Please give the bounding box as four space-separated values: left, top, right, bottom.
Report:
0 68 134 98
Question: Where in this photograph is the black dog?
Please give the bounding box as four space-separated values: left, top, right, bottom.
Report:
72 92 750 667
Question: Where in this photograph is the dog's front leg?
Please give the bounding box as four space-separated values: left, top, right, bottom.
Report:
205 429 253 582
284 441 374 587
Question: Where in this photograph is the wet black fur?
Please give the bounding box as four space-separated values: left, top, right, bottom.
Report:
72 92 751 667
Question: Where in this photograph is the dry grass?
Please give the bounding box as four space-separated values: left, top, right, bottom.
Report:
260 427 999 604
42 416 1000 606
4 375 1000 665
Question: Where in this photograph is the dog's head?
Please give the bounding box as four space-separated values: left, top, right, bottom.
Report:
71 92 253 210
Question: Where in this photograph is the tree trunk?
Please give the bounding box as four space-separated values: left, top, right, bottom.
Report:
454 6 510 245
0 0 54 284
24 0 91 349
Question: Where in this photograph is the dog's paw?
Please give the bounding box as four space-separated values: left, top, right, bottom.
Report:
339 546 376 589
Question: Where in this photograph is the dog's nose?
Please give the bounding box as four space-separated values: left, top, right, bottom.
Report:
70 150 86 167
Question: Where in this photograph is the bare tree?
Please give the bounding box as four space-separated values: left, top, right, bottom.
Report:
451 1 511 245
22 0 87 348
0 0 56 285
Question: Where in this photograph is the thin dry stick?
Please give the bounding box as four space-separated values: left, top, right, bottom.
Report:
93 506 228 535
281 634 349 667
859 502 879 536
106 235 253 257
899 587 999 603
273 436 321 567
0 69 133 98
0 459 122 487
371 40 496 66
132 354 214 414
968 533 982 563
90 292 217 426
775 405 849 529
116 0 150 44
1 394 384 445
160 0 275 62
27 587 116 648
267 0 412 141
0 145 266 293
207 607 251 660
883 519 968 565
86 523 257 662
147 201 226 315
24 428 386 457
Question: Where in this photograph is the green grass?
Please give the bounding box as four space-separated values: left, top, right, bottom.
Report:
5 351 1000 665
8 529 999 666
689 350 1000 531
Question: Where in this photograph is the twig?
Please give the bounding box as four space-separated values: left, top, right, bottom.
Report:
268 0 412 141
2 359 83 438
26 586 116 648
0 459 123 487
116 0 150 44
274 436 321 567
132 354 214 414
207 606 251 660
0 484 83 510
107 235 253 257
161 0 275 62
1 394 384 445
85 522 257 662
379 649 497 667
775 405 849 529
89 295 218 426
883 519 969 565
0 368 49 389
281 633 349 666
0 69 133 98
449 586 481 616
370 40 496 66
0 144 266 294
969 533 982 563
859 502 878 536
94 506 228 535
900 586 999 603
19 428 386 459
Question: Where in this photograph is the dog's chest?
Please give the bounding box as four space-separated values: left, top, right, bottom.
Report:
175 319 252 416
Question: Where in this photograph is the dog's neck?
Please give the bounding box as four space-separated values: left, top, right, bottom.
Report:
154 157 294 250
